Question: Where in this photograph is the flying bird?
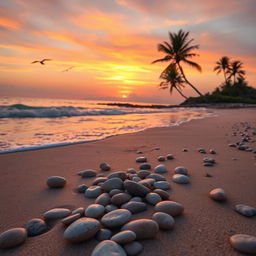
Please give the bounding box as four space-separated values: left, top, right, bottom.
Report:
62 66 75 72
31 59 52 65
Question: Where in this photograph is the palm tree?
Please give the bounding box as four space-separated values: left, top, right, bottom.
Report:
213 56 230 83
152 29 203 96
159 64 188 99
227 60 245 85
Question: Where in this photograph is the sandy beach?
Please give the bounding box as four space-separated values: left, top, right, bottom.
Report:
0 108 256 256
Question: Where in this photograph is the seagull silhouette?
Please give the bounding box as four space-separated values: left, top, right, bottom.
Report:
62 66 75 72
31 59 52 65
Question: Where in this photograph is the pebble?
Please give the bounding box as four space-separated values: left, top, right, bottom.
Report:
204 162 214 167
209 188 227 201
172 174 190 184
129 197 142 202
157 156 165 162
153 189 170 200
85 186 103 198
109 189 124 197
108 172 127 181
64 217 100 242
100 162 111 171
152 212 175 230
230 234 256 254
101 178 123 192
76 184 88 193
147 174 166 181
166 154 174 160
132 177 141 182
127 168 137 174
95 193 111 206
229 143 237 147
153 181 171 190
105 204 118 213
85 204 105 219
182 148 188 152
122 219 159 239
111 230 136 244
205 173 213 177
139 163 151 170
209 149 216 154
92 177 108 185
124 180 150 197
46 176 66 188
0 228 27 249
203 157 215 164
155 201 184 216
198 148 206 154
138 178 155 188
111 193 131 206
145 193 162 205
121 202 147 214
235 204 256 217
80 170 97 178
136 156 147 163
124 241 143 256
43 208 71 220
72 207 84 216
61 214 81 226
96 229 113 241
154 164 167 174
137 170 150 179
136 151 143 154
174 166 188 175
91 240 126 256
26 218 47 236
101 209 131 228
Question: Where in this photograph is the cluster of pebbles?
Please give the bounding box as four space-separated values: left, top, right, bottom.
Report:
1 149 256 255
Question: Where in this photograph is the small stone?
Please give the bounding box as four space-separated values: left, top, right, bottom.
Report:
85 204 105 219
80 170 97 178
155 201 184 216
154 164 167 174
61 214 81 226
26 218 47 236
127 168 137 174
124 180 150 197
209 188 227 201
132 177 141 182
0 228 27 249
138 178 155 188
139 163 151 170
76 184 88 193
72 207 84 216
153 181 171 190
46 176 66 188
101 209 132 228
172 174 190 184
182 148 188 152
154 147 160 150
203 157 215 164
235 204 256 217
96 229 113 241
147 174 166 181
124 241 143 256
100 162 111 171
152 212 175 230
145 193 162 205
91 240 126 256
137 170 150 179
111 193 131 206
230 234 256 254
157 156 165 162
109 189 124 197
153 189 170 200
129 197 142 202
97 173 105 177
95 193 111 206
209 149 216 154
122 219 159 239
229 143 236 147
204 162 214 167
136 151 143 154
101 178 123 192
85 186 103 198
205 173 213 177
166 154 174 160
108 172 127 181
43 208 71 220
105 204 118 213
111 230 136 244
92 177 108 185
174 166 188 175
64 217 100 243
198 148 206 154
121 202 147 214
136 156 147 163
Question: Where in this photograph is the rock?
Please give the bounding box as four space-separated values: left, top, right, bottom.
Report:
154 164 167 174
101 209 132 228
111 230 136 244
154 147 160 150
174 166 188 175
204 162 214 167
153 189 170 200
124 241 143 256
203 157 215 164
100 162 111 171
108 172 127 181
46 176 66 188
182 148 188 152
109 189 124 197
80 170 96 178
96 229 113 241
155 201 184 216
97 173 105 177
61 214 81 226
122 219 159 239
152 212 175 230
111 193 131 206
153 181 171 190
122 202 147 214
124 180 150 197
136 151 143 154
0 228 27 249
26 218 47 236
209 188 227 201
229 143 237 147
235 204 256 217
127 168 137 174
72 207 84 216
76 184 88 193
91 240 126 256
64 217 100 243
205 173 213 177
101 178 123 192
139 163 151 170
198 148 206 154
136 156 147 163
138 178 155 188
145 193 162 205
147 174 166 181
105 204 118 213
95 193 111 206
85 186 103 198
85 204 105 219
43 208 71 220
137 170 150 179
132 177 141 182
166 154 174 160
209 149 216 154
92 177 108 185
157 156 165 162
230 234 256 254
129 197 142 202
172 174 190 184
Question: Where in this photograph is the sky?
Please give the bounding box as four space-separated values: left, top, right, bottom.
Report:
0 0 255 104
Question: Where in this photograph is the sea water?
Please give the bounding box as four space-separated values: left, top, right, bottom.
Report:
0 97 215 153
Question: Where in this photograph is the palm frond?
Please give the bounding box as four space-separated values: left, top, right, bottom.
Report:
183 59 202 72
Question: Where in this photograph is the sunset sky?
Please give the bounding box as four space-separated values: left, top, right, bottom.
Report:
0 0 255 104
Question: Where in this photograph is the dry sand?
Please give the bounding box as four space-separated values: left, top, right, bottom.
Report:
0 108 255 256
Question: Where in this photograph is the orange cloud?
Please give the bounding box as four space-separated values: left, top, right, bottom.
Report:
0 16 21 30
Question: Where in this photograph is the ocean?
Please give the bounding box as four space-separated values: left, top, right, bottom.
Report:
0 97 215 153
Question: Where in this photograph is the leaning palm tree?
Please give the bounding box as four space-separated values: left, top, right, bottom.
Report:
213 56 230 83
227 60 246 85
159 64 188 99
152 29 203 96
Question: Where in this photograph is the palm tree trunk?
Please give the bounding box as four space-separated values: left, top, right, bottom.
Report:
177 63 203 97
233 75 236 85
223 68 227 83
173 87 188 99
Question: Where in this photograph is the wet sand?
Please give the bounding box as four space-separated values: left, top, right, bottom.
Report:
0 108 256 256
